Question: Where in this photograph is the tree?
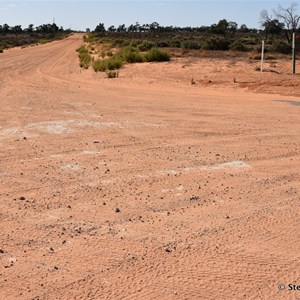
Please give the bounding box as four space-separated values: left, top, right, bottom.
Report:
117 24 126 32
25 24 34 33
274 3 300 43
12 25 23 35
95 23 106 33
210 19 237 38
2 23 10 34
107 25 116 32
260 9 285 39
149 22 160 32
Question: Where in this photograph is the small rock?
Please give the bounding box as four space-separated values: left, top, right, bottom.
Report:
115 208 120 213
19 196 26 201
93 140 100 144
164 247 172 253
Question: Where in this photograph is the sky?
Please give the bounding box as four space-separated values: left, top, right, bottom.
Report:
0 1 296 31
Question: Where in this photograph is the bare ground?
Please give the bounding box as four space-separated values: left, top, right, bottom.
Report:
0 34 300 299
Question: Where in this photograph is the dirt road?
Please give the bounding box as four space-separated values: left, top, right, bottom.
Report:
0 34 300 299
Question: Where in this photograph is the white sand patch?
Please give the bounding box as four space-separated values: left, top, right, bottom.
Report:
61 163 80 170
76 120 120 128
50 154 64 158
135 174 150 179
124 121 166 128
0 127 33 139
26 120 73 135
63 111 82 116
158 161 250 177
82 150 100 155
159 169 178 176
24 119 121 135
101 179 115 184
176 185 184 191
200 160 250 171
0 127 20 137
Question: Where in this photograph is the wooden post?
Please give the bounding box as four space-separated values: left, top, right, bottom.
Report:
292 32 296 74
261 40 265 72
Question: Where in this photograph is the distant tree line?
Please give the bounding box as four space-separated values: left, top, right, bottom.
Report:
260 3 300 43
89 3 300 50
91 20 258 36
0 23 70 35
0 23 71 52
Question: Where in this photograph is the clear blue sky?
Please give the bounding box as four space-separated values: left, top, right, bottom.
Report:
0 1 295 31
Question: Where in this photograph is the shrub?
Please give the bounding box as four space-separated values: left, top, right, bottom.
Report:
107 50 113 57
229 40 248 52
157 40 171 47
255 44 269 53
170 40 181 48
93 55 123 72
130 39 141 48
100 51 105 58
138 40 157 51
270 40 291 54
106 55 123 70
0 48 3 53
121 47 145 63
93 59 108 72
107 70 119 78
144 48 171 62
203 38 229 51
240 37 258 45
182 40 201 50
121 40 130 47
76 45 91 69
112 38 125 47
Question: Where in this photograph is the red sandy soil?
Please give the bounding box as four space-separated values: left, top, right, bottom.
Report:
0 33 300 299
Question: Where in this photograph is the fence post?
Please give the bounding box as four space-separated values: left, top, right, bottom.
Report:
261 40 264 72
292 32 296 74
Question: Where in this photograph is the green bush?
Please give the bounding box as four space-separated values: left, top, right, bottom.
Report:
138 40 157 51
106 55 123 70
121 47 145 63
107 70 119 78
93 55 123 72
121 40 130 47
170 40 181 48
144 48 171 62
130 39 141 48
112 38 125 47
107 50 113 57
93 59 108 72
203 38 229 51
270 40 291 54
255 44 269 53
239 37 258 45
76 45 91 69
229 40 249 52
182 40 201 50
157 40 171 47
